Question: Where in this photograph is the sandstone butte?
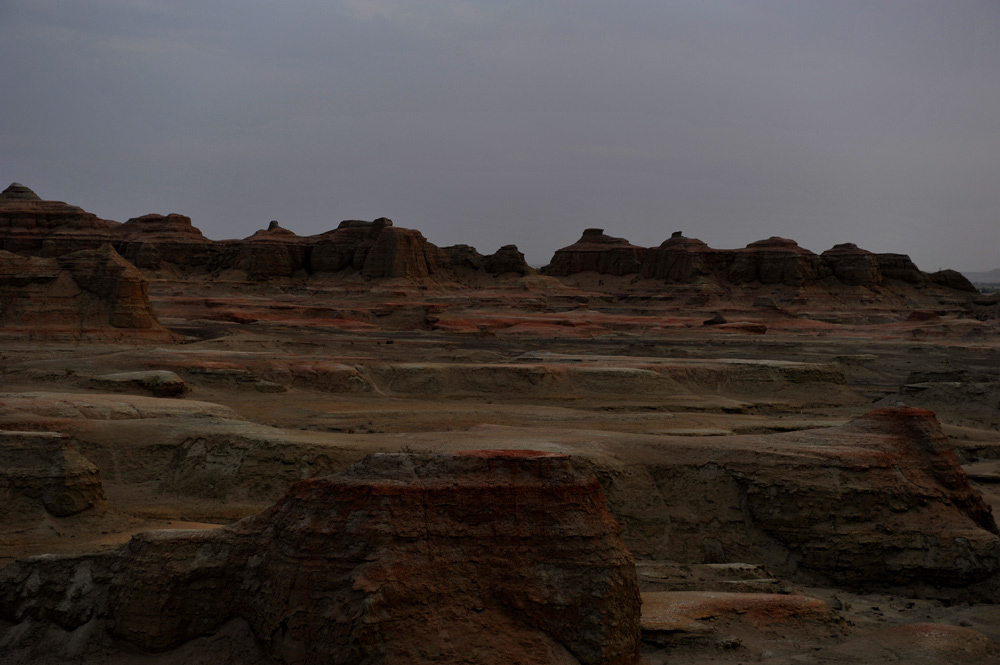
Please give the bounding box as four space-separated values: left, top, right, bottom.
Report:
0 451 642 665
0 182 977 291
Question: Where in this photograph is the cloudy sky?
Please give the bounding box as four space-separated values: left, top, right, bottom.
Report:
2 1 998 270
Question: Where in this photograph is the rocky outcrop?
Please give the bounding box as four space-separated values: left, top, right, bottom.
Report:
0 183 118 257
483 244 532 275
0 431 105 518
310 218 442 279
0 245 168 337
640 232 713 281
929 268 977 292
728 237 830 286
113 213 215 272
876 252 924 284
218 222 311 278
820 243 882 286
543 228 645 276
0 451 641 665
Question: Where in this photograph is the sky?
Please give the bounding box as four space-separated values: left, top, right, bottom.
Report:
2 1 999 271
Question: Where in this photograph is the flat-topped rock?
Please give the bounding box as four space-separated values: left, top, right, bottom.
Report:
0 451 642 664
544 228 645 276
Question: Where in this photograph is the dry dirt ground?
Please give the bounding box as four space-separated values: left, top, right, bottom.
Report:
3 276 1000 663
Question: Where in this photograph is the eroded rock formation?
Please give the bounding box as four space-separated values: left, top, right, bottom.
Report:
0 431 105 519
0 451 641 665
544 228 645 277
0 183 118 257
0 245 169 337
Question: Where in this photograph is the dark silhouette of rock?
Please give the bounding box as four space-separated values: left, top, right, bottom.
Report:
0 451 642 665
876 253 924 284
929 269 977 292
820 243 882 286
222 223 311 278
543 228 645 276
0 182 118 257
440 244 485 271
311 218 441 279
728 237 830 286
640 233 713 281
483 244 532 275
113 213 214 271
703 312 727 326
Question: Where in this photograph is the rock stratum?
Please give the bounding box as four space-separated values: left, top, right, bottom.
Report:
0 244 171 339
0 451 641 665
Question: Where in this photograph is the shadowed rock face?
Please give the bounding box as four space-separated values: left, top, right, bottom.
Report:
820 243 882 286
544 228 645 276
0 183 118 257
0 431 105 518
483 244 532 275
0 245 168 336
640 233 712 281
727 237 830 286
113 213 214 271
1 451 642 665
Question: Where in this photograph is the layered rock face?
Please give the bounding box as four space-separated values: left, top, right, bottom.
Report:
727 237 830 286
639 232 712 281
220 221 311 278
610 407 1000 588
1 451 642 665
544 228 645 277
113 213 215 272
0 183 118 257
0 245 167 335
820 243 882 286
0 431 105 518
311 218 442 279
549 228 973 292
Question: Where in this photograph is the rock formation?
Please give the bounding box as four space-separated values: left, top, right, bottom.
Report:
0 431 105 518
0 245 169 337
221 222 311 278
311 218 441 279
640 232 713 281
0 451 641 665
483 244 532 275
820 243 882 286
727 237 830 286
0 183 118 257
113 213 215 272
543 228 645 277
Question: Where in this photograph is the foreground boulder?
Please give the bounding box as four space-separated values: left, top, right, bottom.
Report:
0 451 642 665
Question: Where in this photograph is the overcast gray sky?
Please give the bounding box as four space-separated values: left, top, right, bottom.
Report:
2 0 998 270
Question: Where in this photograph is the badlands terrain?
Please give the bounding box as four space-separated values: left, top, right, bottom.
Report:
2 182 1000 663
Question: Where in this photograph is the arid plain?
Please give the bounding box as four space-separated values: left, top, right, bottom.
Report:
3 182 1000 664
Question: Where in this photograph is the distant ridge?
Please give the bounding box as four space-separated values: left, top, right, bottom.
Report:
963 268 1000 283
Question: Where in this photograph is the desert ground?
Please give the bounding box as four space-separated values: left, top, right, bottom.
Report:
3 184 1000 663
